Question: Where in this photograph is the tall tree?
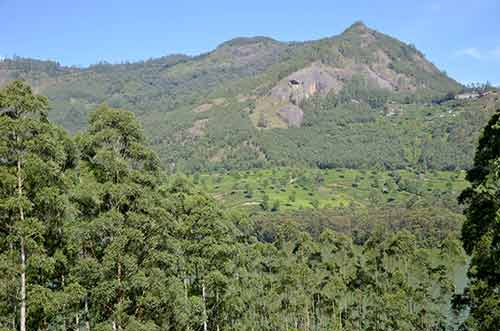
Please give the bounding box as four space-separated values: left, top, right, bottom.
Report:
70 104 162 330
164 177 240 331
0 80 78 330
458 109 500 331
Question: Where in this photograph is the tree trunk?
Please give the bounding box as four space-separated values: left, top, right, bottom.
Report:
85 297 91 331
202 279 207 331
216 290 220 331
12 307 16 331
184 277 188 300
17 154 27 331
116 261 122 331
305 302 310 331
20 239 26 331
184 276 190 331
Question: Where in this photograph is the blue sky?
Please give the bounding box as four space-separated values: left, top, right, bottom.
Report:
2 0 499 85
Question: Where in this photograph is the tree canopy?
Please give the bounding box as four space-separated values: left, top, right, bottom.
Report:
0 81 489 331
457 109 500 331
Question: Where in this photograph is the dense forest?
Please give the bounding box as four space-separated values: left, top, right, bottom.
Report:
0 77 498 331
2 22 482 174
0 18 499 331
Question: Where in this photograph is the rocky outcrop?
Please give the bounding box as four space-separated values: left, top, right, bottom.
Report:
270 62 346 105
269 56 415 109
278 105 304 127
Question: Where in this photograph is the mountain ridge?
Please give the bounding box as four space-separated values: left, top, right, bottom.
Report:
0 21 453 77
1 22 483 173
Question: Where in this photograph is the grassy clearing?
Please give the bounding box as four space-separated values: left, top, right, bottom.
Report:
190 168 468 212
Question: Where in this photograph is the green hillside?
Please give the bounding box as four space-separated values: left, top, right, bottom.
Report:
152 91 498 172
1 73 495 331
1 22 484 173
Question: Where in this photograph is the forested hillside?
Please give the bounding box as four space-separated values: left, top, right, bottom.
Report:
1 22 488 173
0 81 475 331
1 20 500 331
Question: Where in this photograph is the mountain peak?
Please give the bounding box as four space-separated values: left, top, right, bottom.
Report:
1 22 462 139
344 20 370 33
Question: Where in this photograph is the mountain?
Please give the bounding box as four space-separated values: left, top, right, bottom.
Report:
2 22 494 173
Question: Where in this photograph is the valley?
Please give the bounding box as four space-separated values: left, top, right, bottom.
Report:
1 17 499 331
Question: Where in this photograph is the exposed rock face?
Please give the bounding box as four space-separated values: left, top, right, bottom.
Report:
260 59 408 129
270 62 345 105
278 105 304 127
0 22 462 142
269 56 416 108
239 23 459 132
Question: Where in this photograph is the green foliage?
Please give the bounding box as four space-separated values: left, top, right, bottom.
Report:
1 24 471 174
456 109 500 331
0 81 477 330
132 92 495 174
191 168 467 214
0 80 78 330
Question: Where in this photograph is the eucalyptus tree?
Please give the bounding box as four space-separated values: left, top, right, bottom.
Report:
163 177 241 331
0 80 79 330
70 104 162 330
457 109 500 331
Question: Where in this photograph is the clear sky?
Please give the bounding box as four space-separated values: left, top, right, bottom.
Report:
2 0 499 85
